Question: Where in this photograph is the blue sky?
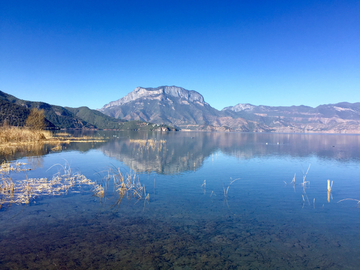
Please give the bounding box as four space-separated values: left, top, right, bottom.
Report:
1 0 359 110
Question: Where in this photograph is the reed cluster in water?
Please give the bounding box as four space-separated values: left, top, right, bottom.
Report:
0 159 151 210
0 161 102 208
106 167 150 207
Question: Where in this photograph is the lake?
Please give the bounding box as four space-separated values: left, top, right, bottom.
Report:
1 131 360 269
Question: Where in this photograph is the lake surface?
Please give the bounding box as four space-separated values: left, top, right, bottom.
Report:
1 131 360 269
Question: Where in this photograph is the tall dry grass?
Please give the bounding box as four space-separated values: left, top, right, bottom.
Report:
0 126 53 144
0 125 106 157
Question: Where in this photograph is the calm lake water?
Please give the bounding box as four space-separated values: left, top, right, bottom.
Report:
1 131 360 269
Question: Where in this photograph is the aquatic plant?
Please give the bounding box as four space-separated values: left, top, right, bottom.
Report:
337 198 360 206
219 177 240 210
284 166 315 208
327 179 333 192
290 173 296 185
327 179 333 202
223 178 239 200
0 161 102 208
298 165 311 207
93 184 105 198
300 164 311 190
201 180 206 194
284 173 297 191
1 160 151 210
106 167 150 208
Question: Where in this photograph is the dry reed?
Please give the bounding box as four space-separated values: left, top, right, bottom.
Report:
222 178 240 204
0 126 105 156
106 167 150 208
0 126 52 143
0 161 102 208
201 180 206 194
327 179 334 202
300 164 311 189
337 198 360 205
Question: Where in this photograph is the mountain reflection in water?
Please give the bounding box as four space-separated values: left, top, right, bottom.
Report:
100 132 360 173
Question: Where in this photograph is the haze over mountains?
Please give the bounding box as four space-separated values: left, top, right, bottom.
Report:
100 86 360 133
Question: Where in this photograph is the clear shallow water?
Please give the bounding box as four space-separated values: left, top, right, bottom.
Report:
1 132 360 269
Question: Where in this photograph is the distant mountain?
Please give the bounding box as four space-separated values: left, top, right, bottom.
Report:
0 90 176 131
0 90 95 129
0 99 55 128
100 86 266 131
65 106 127 129
100 86 360 133
100 86 217 125
222 102 360 133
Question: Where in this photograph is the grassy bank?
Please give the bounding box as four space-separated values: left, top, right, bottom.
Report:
0 126 106 156
0 126 53 143
0 126 105 144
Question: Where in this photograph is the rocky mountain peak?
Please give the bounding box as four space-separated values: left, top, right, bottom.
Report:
100 86 207 110
222 103 255 112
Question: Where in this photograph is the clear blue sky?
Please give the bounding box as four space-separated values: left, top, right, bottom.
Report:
1 0 359 110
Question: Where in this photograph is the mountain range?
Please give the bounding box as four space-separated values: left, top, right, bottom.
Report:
1 86 360 133
0 90 175 131
99 86 360 133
